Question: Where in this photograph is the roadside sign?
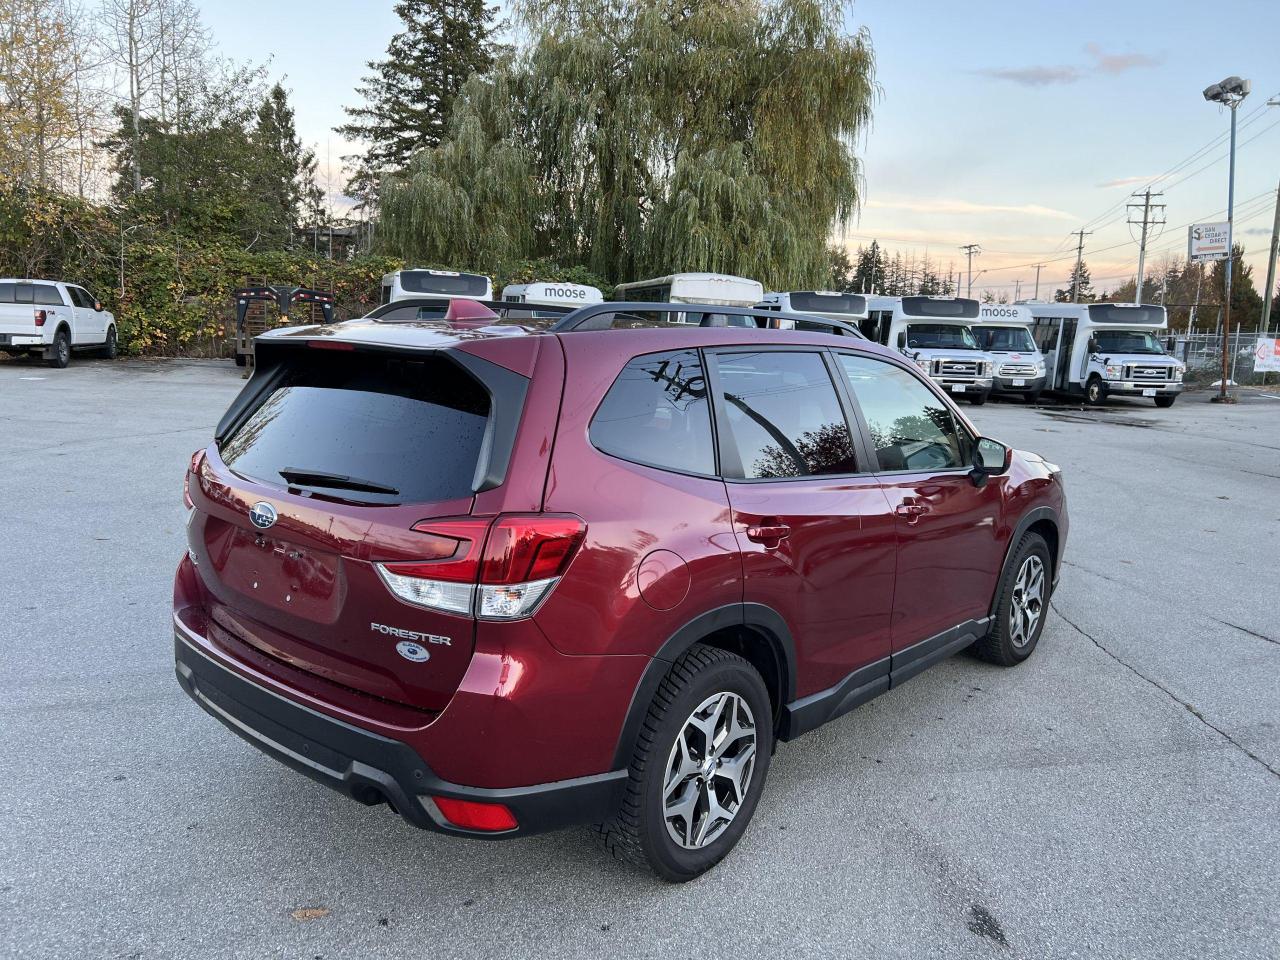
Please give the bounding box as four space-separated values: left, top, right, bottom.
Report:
1188 222 1231 262
1255 337 1280 373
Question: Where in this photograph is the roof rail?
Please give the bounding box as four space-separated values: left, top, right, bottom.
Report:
549 302 866 338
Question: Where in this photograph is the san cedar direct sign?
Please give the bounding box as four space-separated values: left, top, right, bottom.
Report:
1188 222 1231 262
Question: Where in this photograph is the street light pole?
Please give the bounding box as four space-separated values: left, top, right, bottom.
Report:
1204 75 1250 403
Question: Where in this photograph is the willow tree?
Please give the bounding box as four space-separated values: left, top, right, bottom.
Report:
379 0 876 287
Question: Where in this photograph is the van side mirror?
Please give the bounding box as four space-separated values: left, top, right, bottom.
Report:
970 438 1012 488
1165 336 1175 353
1087 337 1099 354
896 330 907 351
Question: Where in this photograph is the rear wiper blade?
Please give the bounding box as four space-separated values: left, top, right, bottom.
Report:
278 467 399 495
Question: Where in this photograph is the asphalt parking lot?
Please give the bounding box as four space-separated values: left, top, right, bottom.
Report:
2 357 1277 960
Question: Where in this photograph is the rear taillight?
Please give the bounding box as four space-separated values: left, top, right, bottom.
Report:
34 309 46 327
184 449 206 509
375 515 586 620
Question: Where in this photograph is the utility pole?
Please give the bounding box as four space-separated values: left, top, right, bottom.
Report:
1070 230 1091 302
960 244 981 298
1127 188 1166 304
1204 75 1249 402
1013 279 1022 301
1260 101 1280 338
1033 263 1043 300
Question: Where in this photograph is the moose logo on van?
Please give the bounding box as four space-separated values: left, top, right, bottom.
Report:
249 502 277 530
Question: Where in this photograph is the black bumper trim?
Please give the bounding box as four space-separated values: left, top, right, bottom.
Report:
175 633 627 838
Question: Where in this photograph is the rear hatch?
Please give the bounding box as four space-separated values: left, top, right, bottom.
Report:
187 333 535 713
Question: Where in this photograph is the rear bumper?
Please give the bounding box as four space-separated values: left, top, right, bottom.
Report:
0 333 44 348
174 631 627 838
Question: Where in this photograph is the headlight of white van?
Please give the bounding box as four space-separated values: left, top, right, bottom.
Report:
914 358 929 372
1104 364 1123 380
1035 359 1046 374
1173 366 1184 381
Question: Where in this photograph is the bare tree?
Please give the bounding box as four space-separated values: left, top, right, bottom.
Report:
100 0 160 194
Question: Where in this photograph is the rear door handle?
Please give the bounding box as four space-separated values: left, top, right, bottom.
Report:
895 501 929 524
746 523 790 546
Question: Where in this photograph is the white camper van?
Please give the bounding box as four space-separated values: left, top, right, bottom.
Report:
380 269 493 304
501 281 604 318
863 296 995 404
973 303 1048 402
1026 303 1184 407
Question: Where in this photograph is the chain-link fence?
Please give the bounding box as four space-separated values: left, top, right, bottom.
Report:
1170 331 1280 387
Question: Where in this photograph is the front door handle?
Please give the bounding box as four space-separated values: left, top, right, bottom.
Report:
895 501 929 524
746 523 790 547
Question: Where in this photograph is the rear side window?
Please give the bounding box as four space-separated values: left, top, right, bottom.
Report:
219 352 490 504
32 284 64 305
591 349 715 475
714 351 857 479
837 355 967 472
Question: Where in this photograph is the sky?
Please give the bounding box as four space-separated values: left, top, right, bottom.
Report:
200 0 1280 300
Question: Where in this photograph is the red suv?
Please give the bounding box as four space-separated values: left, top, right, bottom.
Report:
174 301 1066 881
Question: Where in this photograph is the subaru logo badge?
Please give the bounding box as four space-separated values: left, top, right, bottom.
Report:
249 502 277 530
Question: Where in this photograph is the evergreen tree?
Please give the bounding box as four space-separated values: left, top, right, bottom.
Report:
250 84 319 246
1207 243 1263 331
827 244 854 291
337 0 498 204
1055 260 1094 302
852 241 887 293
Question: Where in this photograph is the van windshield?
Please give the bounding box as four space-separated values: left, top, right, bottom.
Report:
1093 330 1166 355
906 323 979 350
975 327 1035 352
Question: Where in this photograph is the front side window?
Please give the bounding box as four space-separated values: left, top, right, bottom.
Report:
714 351 857 480
68 287 93 308
838 354 967 472
591 349 715 475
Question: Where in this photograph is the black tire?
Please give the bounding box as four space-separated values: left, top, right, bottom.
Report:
1084 376 1107 406
1025 390 1042 405
593 644 773 882
47 328 71 369
972 531 1052 667
99 325 118 359
968 393 988 406
1154 395 1176 408
234 352 247 367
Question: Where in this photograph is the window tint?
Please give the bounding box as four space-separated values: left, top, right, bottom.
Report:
14 284 34 304
32 284 64 305
0 282 13 303
591 350 715 475
219 352 490 505
838 355 967 472
715 351 856 479
68 286 94 308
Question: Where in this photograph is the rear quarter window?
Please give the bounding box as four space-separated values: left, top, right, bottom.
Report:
32 284 64 305
219 351 490 504
590 349 716 475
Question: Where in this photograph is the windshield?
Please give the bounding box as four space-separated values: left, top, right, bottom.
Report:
1093 330 1167 356
397 271 489 297
906 323 979 350
975 326 1035 352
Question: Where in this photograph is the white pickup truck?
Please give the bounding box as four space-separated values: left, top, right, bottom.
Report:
0 279 118 368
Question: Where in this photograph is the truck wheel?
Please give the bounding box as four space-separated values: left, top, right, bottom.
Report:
1026 390 1042 405
99 326 118 359
968 393 988 406
972 531 1051 667
1084 376 1107 406
593 644 773 882
1154 395 1176 408
47 329 71 369
234 353 247 367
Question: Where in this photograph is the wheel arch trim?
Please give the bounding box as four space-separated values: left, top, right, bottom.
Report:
990 505 1061 618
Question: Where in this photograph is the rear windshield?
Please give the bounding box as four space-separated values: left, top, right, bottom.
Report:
397 271 489 297
219 352 490 504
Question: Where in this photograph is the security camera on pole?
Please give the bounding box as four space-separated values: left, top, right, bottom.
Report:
1202 75 1250 404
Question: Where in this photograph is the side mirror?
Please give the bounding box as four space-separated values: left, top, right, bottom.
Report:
1087 337 1099 353
896 330 907 351
970 437 1012 488
1165 336 1175 353
93 301 103 312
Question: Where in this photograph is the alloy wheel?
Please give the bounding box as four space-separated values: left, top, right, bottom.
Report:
663 691 757 849
1009 555 1045 648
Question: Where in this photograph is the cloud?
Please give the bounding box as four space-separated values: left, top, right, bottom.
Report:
1085 43 1160 75
978 44 1159 88
976 65 1080 87
1098 175 1160 188
866 198 1076 221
